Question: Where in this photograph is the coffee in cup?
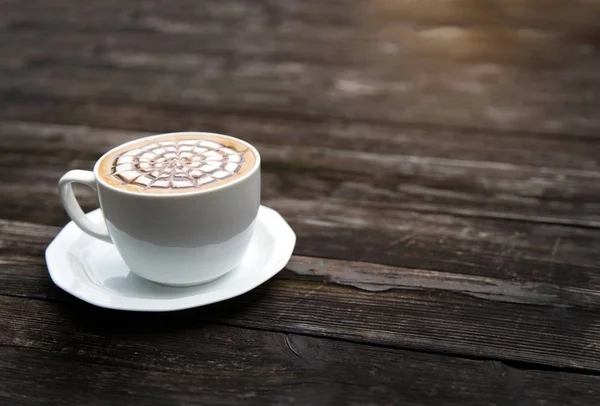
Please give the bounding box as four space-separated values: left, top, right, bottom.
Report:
97 133 256 194
58 132 261 286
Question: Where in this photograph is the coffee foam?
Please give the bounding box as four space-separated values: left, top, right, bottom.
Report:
98 133 256 194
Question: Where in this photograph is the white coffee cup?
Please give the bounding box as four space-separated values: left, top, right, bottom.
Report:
58 132 261 286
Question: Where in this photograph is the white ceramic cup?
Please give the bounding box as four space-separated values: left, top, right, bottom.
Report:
58 132 261 286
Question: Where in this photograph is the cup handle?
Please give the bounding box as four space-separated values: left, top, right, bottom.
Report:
58 170 113 244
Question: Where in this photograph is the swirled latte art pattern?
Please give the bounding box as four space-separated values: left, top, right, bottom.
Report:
110 139 246 190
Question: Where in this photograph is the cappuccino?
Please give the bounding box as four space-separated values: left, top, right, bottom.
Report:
98 133 256 194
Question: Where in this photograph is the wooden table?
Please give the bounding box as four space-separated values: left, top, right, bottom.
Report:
2 1 600 405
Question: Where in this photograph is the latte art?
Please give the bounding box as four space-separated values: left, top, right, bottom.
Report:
111 140 245 190
98 133 257 194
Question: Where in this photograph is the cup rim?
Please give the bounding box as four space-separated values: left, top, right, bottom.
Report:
93 131 261 198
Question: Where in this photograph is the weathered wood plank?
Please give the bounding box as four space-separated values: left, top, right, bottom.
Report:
1 120 600 228
4 168 600 285
1 18 600 134
1 120 599 169
3 212 600 309
3 164 600 292
2 61 600 136
2 119 600 294
366 0 600 32
2 320 599 406
2 0 600 33
282 256 600 308
2 218 600 371
0 0 356 33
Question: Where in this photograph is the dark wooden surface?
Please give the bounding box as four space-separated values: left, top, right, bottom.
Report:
2 0 600 405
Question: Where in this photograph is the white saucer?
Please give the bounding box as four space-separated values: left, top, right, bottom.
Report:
45 206 296 311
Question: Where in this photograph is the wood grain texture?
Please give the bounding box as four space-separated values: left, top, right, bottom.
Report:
2 122 600 294
2 0 600 403
3 325 600 406
4 178 600 293
1 0 600 135
3 218 600 373
2 120 600 229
